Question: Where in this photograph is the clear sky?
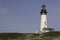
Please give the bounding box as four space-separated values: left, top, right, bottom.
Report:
0 0 60 33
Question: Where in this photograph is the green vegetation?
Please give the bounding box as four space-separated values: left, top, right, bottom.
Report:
43 31 60 37
0 31 60 39
0 33 26 38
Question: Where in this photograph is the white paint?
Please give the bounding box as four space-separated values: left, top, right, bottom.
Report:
40 13 47 32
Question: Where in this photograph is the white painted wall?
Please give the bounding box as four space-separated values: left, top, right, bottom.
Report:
40 13 47 32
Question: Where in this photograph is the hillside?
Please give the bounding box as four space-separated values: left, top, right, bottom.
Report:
0 31 60 40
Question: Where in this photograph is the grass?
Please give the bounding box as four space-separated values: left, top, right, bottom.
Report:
43 31 60 37
0 33 26 38
0 31 60 38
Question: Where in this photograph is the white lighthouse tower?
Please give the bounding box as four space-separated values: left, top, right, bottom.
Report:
40 5 48 32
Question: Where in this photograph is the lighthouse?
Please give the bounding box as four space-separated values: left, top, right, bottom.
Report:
40 5 48 32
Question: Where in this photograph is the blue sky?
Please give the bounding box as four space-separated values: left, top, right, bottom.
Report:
0 0 60 33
